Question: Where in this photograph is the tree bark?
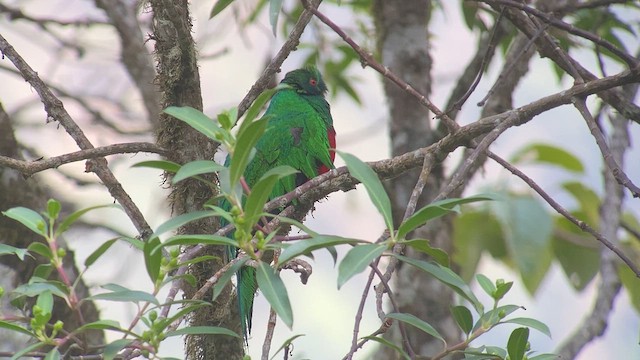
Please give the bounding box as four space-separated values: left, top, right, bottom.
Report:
149 1 244 358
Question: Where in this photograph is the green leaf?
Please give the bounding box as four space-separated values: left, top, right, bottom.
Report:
2 207 47 236
167 325 240 337
84 238 119 267
131 160 181 173
507 327 529 360
56 204 120 236
210 0 235 18
240 87 278 131
164 106 222 142
230 116 269 187
28 242 53 259
278 235 362 265
394 254 483 313
338 151 393 233
475 274 496 297
89 289 159 305
453 210 504 282
503 317 551 338
0 244 30 261
103 339 133 360
269 0 283 36
11 342 46 360
144 236 162 283
386 312 445 344
153 210 215 238
269 334 305 360
46 199 61 220
619 263 640 313
397 194 497 240
256 261 293 328
74 320 124 333
44 349 61 360
451 305 473 335
562 181 600 224
213 257 249 301
401 239 449 266
494 281 513 301
157 234 237 252
244 165 298 224
361 336 410 360
474 305 522 331
36 291 53 319
492 195 553 294
510 143 584 173
337 243 386 289
0 320 36 337
173 160 225 184
12 281 67 299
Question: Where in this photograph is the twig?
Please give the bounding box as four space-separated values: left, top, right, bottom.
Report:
0 34 153 239
236 0 323 118
573 98 640 198
481 0 639 67
488 152 640 277
262 308 278 360
0 142 166 176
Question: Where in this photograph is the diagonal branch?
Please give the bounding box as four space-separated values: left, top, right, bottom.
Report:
0 33 153 239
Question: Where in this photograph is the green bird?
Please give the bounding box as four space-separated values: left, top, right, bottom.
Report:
223 66 336 342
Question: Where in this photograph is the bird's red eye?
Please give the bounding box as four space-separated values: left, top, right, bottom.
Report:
309 78 317 86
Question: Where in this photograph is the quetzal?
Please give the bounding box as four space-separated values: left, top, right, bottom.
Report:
223 66 336 342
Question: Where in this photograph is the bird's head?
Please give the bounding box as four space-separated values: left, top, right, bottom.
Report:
280 66 327 96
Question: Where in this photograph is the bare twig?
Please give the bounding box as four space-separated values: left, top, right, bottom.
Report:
236 0 323 118
0 33 153 239
0 142 166 176
573 98 640 198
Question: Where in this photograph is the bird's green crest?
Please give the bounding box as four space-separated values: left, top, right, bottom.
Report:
281 65 327 96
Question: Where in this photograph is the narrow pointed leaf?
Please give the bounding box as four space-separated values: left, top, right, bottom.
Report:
89 290 159 305
173 160 225 183
239 87 278 133
213 257 249 301
156 234 237 253
2 207 46 236
402 239 449 266
144 236 162 283
230 116 269 187
338 243 386 289
153 210 215 238
397 194 497 240
269 0 283 35
0 244 29 261
278 236 362 265
56 204 120 236
476 274 496 297
27 242 52 259
0 321 36 337
387 313 445 343
503 317 551 338
84 238 119 267
167 326 240 338
131 160 181 173
394 254 483 313
165 106 222 141
244 165 298 223
510 143 584 173
362 336 411 360
256 261 293 328
474 305 522 332
338 151 393 232
210 0 235 18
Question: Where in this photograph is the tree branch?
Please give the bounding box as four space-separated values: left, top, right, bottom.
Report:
0 33 153 239
0 142 166 176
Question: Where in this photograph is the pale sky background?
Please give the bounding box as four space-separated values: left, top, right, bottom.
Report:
1 0 639 359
